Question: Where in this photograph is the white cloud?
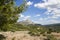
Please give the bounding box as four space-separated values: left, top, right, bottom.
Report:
23 16 31 20
33 18 60 25
18 14 31 21
34 14 41 17
39 17 48 21
26 1 33 6
36 14 40 16
34 0 60 8
20 14 24 17
34 0 60 19
39 18 44 20
43 0 48 2
45 19 60 25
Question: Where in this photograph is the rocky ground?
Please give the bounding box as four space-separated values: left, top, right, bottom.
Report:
0 31 47 40
0 31 60 40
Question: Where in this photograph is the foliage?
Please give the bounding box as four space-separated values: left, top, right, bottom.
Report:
26 24 47 36
46 35 57 40
0 0 26 31
45 23 60 32
47 28 52 34
12 37 15 40
0 34 6 40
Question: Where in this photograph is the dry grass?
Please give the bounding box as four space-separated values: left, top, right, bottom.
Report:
0 31 60 40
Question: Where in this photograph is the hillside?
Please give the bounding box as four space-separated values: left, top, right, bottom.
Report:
15 20 60 33
17 19 35 25
44 23 60 32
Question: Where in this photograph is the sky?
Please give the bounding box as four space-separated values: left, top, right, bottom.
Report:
16 0 60 25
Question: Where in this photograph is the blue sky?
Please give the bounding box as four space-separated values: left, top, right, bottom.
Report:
16 0 60 25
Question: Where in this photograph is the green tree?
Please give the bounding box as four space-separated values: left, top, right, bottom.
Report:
0 0 26 31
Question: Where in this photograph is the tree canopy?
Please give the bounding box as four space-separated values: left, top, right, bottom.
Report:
0 0 26 31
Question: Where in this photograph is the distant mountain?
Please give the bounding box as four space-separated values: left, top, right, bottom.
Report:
44 23 60 32
44 23 60 27
16 21 60 32
17 19 35 25
17 19 43 26
33 24 42 26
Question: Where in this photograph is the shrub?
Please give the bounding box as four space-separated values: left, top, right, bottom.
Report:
46 35 57 40
47 31 51 34
43 34 46 36
0 34 6 40
28 31 40 36
12 37 15 40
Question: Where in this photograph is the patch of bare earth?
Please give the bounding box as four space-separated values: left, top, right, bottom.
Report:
1 31 60 40
0 31 46 40
51 32 60 40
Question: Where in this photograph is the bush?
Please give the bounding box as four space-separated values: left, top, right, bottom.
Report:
44 38 50 40
28 31 40 36
46 35 57 40
0 34 6 40
47 31 51 34
28 31 36 36
12 37 15 40
43 34 46 36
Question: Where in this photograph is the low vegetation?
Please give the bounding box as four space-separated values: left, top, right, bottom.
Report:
0 34 6 40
